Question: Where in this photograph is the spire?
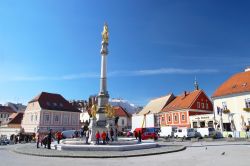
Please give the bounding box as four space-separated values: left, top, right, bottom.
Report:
194 76 199 90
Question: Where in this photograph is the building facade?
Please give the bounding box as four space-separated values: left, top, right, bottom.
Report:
113 106 132 132
21 92 81 134
132 94 175 131
0 112 23 139
212 68 250 132
0 106 16 125
160 90 213 128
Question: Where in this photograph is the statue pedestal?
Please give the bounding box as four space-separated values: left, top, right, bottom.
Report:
88 117 117 143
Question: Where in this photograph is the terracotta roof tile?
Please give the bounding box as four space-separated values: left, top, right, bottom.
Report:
29 92 81 113
8 112 24 125
113 106 131 117
161 90 202 112
138 93 175 115
212 70 250 98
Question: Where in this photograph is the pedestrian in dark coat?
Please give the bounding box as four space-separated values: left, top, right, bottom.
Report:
138 131 142 143
47 129 53 149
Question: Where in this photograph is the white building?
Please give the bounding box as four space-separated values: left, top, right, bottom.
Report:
0 106 16 125
21 92 81 135
212 68 250 132
132 93 175 131
113 106 131 132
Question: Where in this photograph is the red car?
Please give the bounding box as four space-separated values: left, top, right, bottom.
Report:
134 128 158 140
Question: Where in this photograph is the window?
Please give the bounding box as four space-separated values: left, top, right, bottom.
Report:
53 102 57 106
206 103 209 109
31 115 33 122
44 114 50 124
122 119 125 126
35 115 37 121
222 102 227 110
54 114 60 123
161 116 165 121
174 115 178 121
182 114 185 121
63 114 69 125
193 122 198 128
168 115 171 122
245 98 250 108
0 114 2 118
208 121 213 128
201 103 205 109
71 114 77 125
197 102 200 108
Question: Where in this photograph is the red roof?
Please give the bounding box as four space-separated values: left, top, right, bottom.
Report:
212 70 250 98
8 112 24 125
162 90 203 112
29 92 80 113
0 106 16 113
113 106 131 117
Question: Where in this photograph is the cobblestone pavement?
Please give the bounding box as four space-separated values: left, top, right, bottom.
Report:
1 141 250 166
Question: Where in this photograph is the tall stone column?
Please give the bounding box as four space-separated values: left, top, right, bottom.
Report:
89 23 111 143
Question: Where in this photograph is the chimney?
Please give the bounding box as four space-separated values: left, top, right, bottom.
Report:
245 67 250 72
184 91 187 96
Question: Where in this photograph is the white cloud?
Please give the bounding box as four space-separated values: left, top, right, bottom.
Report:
3 68 219 81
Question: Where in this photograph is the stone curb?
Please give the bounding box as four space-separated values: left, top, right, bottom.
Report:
12 145 186 158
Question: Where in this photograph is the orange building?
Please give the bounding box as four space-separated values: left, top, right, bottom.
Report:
160 89 213 128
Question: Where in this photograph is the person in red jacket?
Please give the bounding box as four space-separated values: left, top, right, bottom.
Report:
101 131 107 145
95 131 100 145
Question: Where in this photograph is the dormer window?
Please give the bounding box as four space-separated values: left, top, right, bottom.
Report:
59 103 63 107
53 102 57 106
46 102 50 106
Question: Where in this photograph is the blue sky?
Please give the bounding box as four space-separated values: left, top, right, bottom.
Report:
0 0 250 106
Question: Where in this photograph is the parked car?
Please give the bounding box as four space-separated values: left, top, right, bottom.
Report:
159 126 177 138
62 130 80 139
134 127 158 140
174 128 198 139
0 139 9 145
196 127 216 138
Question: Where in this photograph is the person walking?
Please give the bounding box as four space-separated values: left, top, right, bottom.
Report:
36 129 40 148
101 131 107 145
95 131 100 145
85 130 90 144
47 129 53 149
138 131 142 143
110 128 114 142
106 131 110 144
134 131 138 140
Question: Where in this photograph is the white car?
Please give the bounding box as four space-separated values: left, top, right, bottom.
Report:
174 128 197 138
62 130 80 138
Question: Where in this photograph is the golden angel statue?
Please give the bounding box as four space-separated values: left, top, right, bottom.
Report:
91 104 97 119
105 104 115 118
102 23 109 44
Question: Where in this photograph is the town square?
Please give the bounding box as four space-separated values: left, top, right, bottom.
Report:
0 0 250 166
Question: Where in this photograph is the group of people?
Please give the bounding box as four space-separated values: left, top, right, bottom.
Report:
36 129 60 149
95 128 114 145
